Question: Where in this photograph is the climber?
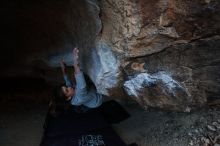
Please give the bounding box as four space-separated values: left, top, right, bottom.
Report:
58 47 104 110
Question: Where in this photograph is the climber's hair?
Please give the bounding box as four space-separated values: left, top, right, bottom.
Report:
49 85 71 117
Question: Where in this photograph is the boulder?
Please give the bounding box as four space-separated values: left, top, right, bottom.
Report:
96 0 220 111
4 0 220 111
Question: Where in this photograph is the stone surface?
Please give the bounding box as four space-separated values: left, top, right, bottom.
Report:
122 36 220 111
3 0 220 111
3 0 102 83
96 0 220 111
207 125 217 131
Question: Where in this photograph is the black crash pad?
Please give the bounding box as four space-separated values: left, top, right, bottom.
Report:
41 100 129 146
98 100 130 124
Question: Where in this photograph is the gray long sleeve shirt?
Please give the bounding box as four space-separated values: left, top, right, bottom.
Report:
64 72 103 108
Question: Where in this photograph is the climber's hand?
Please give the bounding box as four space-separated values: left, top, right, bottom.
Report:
60 59 67 75
73 47 79 67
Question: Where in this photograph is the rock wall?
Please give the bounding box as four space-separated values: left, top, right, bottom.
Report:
95 0 220 111
4 0 101 84
6 0 220 111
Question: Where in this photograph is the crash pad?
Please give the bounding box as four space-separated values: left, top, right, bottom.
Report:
41 100 129 146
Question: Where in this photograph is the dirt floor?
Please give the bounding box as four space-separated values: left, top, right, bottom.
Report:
0 93 219 146
114 102 220 146
0 100 47 146
0 85 49 146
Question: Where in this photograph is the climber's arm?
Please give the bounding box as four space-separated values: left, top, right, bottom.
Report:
60 60 73 87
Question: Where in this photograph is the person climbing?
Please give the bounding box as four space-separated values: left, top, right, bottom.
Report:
59 47 104 110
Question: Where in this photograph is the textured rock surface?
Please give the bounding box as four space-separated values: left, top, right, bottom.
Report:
4 0 220 111
123 36 220 111
3 0 101 83
97 0 220 111
99 0 220 57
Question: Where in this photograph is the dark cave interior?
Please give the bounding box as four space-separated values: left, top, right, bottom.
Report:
1 0 220 146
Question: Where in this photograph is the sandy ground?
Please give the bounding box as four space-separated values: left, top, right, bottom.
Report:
0 93 219 146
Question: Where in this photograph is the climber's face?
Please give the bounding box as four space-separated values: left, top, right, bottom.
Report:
61 86 75 101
